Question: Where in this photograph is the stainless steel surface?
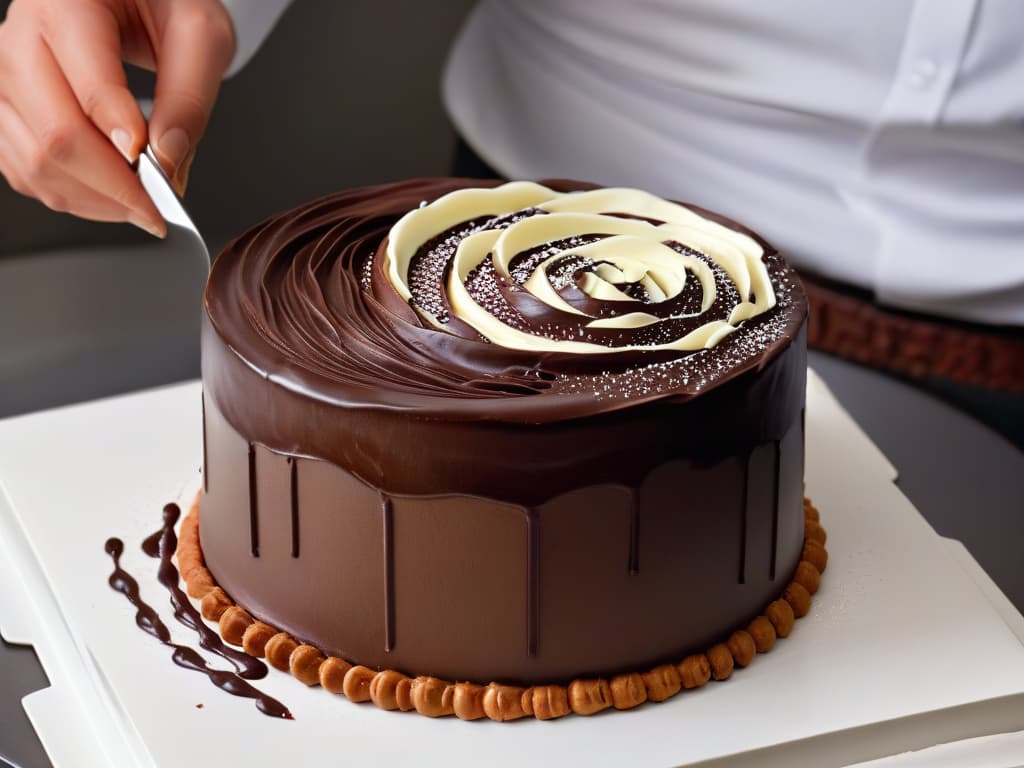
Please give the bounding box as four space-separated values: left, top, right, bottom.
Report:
137 145 211 274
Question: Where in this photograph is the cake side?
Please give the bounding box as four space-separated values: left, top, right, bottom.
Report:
181 494 828 719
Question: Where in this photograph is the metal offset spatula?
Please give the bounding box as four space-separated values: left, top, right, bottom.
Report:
136 144 211 272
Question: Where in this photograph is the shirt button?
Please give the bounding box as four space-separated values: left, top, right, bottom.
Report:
908 58 938 89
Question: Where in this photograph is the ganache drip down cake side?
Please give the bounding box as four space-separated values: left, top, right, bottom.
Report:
198 178 810 689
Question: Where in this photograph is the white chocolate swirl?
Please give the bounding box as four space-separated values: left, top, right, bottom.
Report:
385 182 775 353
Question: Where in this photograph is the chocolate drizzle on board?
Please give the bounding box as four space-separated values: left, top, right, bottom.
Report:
141 503 267 679
105 515 292 720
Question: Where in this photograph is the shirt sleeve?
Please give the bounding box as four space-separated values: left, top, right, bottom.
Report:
219 0 295 77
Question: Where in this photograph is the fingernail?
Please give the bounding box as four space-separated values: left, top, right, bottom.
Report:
172 152 194 196
111 128 136 163
155 127 190 177
131 215 167 239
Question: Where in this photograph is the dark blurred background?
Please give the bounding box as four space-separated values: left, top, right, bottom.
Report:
0 0 475 416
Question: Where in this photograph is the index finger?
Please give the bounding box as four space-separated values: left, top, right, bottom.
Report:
43 1 148 163
9 29 163 231
148 1 236 188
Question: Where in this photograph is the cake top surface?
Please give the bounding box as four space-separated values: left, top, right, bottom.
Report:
205 178 806 423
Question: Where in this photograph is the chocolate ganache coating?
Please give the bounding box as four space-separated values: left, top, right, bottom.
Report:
200 178 808 684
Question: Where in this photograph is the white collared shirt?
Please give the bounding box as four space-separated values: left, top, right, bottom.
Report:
226 0 1024 325
443 1 1024 326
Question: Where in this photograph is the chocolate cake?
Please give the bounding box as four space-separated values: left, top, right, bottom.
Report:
193 178 817 716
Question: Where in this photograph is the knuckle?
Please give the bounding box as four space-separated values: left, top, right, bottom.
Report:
2 169 29 197
4 0 30 26
165 87 207 118
39 189 68 213
111 183 145 211
39 122 75 164
24 146 53 184
181 1 235 56
157 88 208 135
78 84 111 120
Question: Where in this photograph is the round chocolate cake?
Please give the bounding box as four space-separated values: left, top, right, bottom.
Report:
199 178 808 689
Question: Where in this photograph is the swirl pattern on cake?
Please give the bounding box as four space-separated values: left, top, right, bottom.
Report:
388 182 774 353
207 178 804 423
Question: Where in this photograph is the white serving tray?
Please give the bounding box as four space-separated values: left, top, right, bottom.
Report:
0 371 1022 768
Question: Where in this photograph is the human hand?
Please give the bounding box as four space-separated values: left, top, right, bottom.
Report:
0 0 235 237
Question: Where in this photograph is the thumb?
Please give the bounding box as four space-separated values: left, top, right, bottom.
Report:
45 2 147 162
148 1 236 193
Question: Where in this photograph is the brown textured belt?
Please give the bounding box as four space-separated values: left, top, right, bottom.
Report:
800 274 1024 392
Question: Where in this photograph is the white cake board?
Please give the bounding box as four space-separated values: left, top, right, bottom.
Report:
0 371 1022 768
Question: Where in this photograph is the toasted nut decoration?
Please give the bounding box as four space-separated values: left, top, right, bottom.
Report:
453 683 487 720
765 599 795 638
568 679 612 716
241 621 276 657
784 581 812 618
642 664 681 702
319 657 352 694
176 548 201 580
794 560 821 595
370 669 409 710
186 567 216 599
748 616 777 653
805 520 827 546
706 643 734 681
289 644 325 686
177 517 200 565
610 672 647 710
217 606 253 646
483 683 527 721
265 632 299 672
678 654 711 689
803 499 819 522
179 508 198 536
520 688 534 717
413 676 456 718
442 682 456 715
395 677 415 711
521 685 569 720
342 665 376 703
802 539 828 573
200 587 232 621
179 562 204 585
728 630 756 668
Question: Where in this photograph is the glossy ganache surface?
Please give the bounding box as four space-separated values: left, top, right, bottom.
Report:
200 178 808 684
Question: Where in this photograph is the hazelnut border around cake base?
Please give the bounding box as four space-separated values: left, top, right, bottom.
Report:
177 493 828 721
